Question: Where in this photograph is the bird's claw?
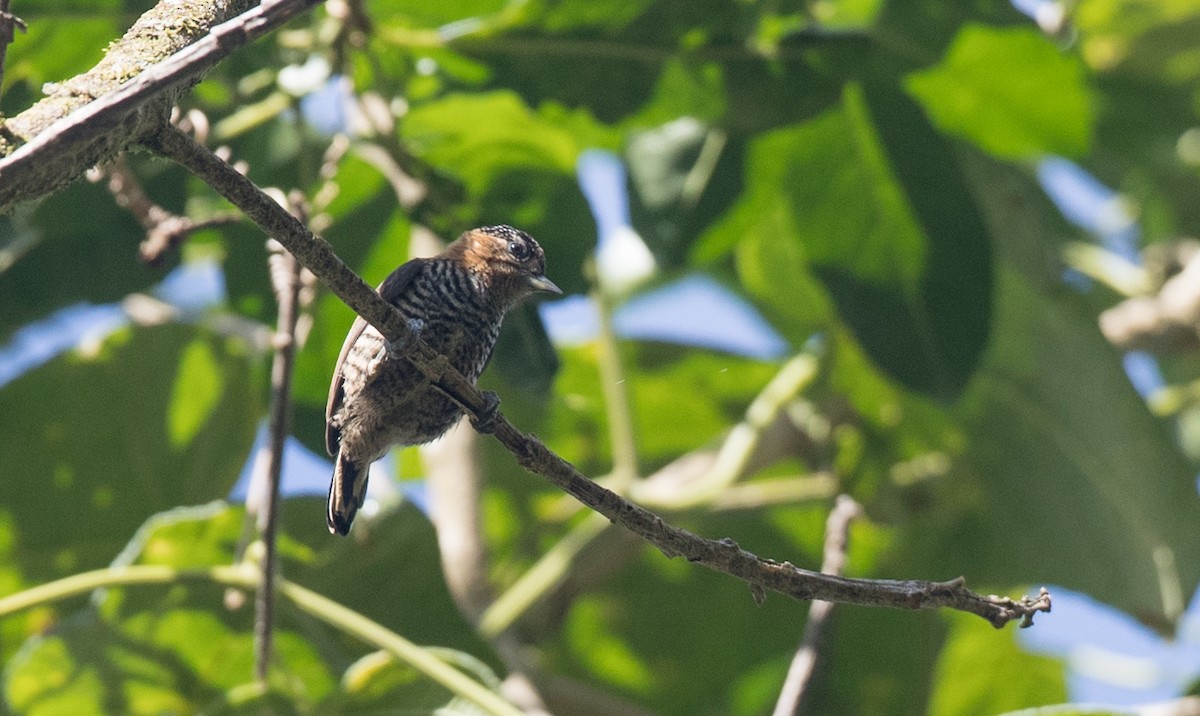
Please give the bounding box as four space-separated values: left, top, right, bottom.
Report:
470 391 501 434
378 318 425 361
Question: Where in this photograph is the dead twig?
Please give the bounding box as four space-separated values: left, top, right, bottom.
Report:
773 495 862 716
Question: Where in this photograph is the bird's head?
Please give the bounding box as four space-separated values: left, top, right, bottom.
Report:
451 225 562 305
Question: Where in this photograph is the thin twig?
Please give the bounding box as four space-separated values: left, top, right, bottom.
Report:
144 123 1052 629
773 495 862 716
141 214 244 265
89 155 241 265
253 195 309 684
0 0 27 106
593 282 640 492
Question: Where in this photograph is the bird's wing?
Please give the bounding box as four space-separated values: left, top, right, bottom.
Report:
325 259 425 456
325 316 368 456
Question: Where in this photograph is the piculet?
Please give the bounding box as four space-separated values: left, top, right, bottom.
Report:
325 225 561 535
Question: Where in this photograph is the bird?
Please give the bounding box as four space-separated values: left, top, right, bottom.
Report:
325 225 561 535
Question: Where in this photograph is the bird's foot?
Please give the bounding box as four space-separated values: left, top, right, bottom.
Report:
470 391 501 434
377 318 425 361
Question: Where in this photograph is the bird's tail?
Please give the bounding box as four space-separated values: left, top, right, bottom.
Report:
328 451 369 536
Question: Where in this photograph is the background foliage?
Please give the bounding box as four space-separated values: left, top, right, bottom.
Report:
2 0 1200 714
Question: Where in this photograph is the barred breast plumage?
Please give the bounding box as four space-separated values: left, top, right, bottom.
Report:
324 226 561 535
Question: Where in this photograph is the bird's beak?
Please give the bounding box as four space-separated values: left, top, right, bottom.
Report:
527 274 562 295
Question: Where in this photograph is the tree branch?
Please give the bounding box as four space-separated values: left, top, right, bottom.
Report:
145 123 1051 629
0 0 322 212
773 494 862 716
252 200 309 684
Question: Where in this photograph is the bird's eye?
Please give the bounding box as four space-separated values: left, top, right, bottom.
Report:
508 241 530 261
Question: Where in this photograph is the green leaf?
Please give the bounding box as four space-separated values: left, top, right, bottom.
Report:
533 500 927 715
0 181 164 341
905 25 1094 159
399 90 606 295
719 82 992 399
2 14 119 116
167 340 223 447
0 325 260 584
800 606 943 716
951 267 1200 622
512 344 782 478
3 502 502 714
1074 0 1200 78
629 346 781 467
370 0 508 30
278 500 497 665
901 154 1200 623
402 91 594 191
4 507 332 715
487 302 561 398
928 610 1067 716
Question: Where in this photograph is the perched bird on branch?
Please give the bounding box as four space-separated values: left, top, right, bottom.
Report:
325 225 561 535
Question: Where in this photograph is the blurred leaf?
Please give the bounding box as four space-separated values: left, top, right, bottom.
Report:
167 339 223 447
951 267 1200 622
0 325 260 584
624 117 747 263
462 0 703 124
905 25 1093 159
719 53 853 135
401 91 606 192
874 0 1016 65
536 497 918 716
1075 0 1200 77
566 596 655 691
529 0 657 33
543 540 825 714
487 302 560 398
928 610 1067 716
4 501 501 715
623 59 726 129
515 343 781 478
856 81 993 399
0 182 164 341
629 345 781 468
399 91 604 295
1080 9 1200 235
370 0 508 30
131 500 492 667
278 500 497 665
1 14 118 116
3 505 324 715
902 153 1200 623
508 343 608 476
715 82 992 399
